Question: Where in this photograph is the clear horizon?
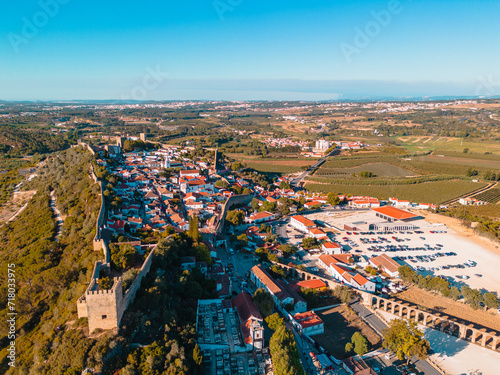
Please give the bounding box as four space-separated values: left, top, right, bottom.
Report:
2 0 500 100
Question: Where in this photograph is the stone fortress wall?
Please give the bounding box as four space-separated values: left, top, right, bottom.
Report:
76 141 156 333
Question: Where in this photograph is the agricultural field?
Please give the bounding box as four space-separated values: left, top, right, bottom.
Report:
474 188 500 204
432 150 500 160
305 180 488 204
243 160 312 174
414 155 500 170
319 153 498 177
316 162 417 178
398 136 500 155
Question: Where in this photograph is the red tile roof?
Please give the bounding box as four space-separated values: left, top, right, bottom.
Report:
296 279 327 290
232 292 262 323
293 311 324 329
292 215 316 227
369 254 400 274
372 206 418 220
249 211 274 221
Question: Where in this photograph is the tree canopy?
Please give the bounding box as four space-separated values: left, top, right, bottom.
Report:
383 319 430 364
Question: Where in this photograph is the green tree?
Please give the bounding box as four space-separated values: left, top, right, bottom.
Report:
269 325 305 375
260 223 271 233
260 200 277 213
99 276 112 290
345 343 353 353
255 247 269 262
253 288 274 317
351 332 369 356
466 167 479 177
277 244 298 256
231 161 245 171
251 198 260 211
383 319 430 364
270 265 286 279
193 344 203 373
188 215 201 242
265 313 284 331
214 180 229 189
278 197 294 216
299 288 319 307
279 181 291 190
194 243 213 266
302 237 320 249
484 293 500 309
333 285 354 303
461 286 484 309
226 209 245 226
327 192 341 205
359 171 374 178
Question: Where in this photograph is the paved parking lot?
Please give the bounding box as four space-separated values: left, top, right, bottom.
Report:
293 211 500 295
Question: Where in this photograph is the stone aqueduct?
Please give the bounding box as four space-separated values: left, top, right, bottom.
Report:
277 263 500 353
361 294 500 351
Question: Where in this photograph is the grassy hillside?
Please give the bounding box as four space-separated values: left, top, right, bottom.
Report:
0 147 102 374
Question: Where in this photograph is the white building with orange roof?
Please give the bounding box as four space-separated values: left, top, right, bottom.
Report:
308 227 328 240
292 311 325 335
246 211 277 224
321 241 343 255
290 215 316 232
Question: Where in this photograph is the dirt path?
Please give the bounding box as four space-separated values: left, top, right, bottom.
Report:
50 191 64 242
0 190 38 224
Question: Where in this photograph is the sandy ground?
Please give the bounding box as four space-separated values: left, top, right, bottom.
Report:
377 309 500 375
416 210 500 257
0 190 37 224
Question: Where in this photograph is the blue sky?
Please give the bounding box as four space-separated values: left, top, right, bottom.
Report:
1 0 499 100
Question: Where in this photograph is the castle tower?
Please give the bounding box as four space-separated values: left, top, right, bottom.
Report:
140 133 147 142
116 136 125 148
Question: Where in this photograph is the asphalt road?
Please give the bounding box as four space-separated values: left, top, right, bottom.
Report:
290 149 337 186
351 302 441 375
